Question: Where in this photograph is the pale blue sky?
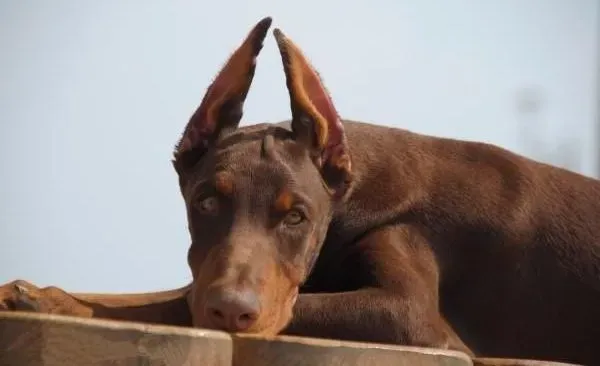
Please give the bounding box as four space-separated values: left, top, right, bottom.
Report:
1 1 598 292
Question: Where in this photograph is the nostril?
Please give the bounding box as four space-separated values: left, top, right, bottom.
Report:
210 308 225 320
240 313 253 321
235 311 257 330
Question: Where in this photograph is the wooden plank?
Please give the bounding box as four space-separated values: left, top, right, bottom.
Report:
0 312 581 366
0 312 231 366
473 358 581 366
232 333 473 366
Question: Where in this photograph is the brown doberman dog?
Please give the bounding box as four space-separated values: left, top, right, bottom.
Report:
1 17 599 365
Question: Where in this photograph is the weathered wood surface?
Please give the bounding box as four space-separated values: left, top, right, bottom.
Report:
232 333 472 366
0 312 581 366
0 312 231 366
472 359 581 366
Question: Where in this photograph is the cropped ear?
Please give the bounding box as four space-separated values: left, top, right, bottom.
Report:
273 28 352 199
173 17 272 173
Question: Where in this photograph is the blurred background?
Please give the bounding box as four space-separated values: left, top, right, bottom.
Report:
0 0 598 292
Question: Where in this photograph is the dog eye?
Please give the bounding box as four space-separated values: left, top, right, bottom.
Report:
283 209 305 226
196 196 219 214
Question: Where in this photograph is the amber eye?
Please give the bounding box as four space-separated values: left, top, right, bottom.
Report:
283 209 305 226
196 196 219 214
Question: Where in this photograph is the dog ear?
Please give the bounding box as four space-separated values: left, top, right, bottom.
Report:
173 17 272 173
274 28 352 198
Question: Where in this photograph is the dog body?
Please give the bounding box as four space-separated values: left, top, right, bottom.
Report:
292 119 600 361
196 118 600 363
1 17 599 365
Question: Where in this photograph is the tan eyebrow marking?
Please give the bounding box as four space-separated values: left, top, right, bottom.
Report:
214 171 234 196
274 189 294 213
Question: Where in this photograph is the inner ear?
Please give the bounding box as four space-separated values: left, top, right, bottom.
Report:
172 17 272 174
273 28 352 199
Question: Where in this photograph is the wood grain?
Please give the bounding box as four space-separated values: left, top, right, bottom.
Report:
0 312 581 366
0 312 231 366
473 358 582 366
232 333 473 366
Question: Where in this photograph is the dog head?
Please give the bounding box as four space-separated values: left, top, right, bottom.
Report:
172 17 352 335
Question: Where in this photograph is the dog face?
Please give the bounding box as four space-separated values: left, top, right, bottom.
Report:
172 17 352 335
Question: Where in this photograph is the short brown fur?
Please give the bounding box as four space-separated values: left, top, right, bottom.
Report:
2 17 600 366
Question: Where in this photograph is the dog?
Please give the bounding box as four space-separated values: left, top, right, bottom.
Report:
2 17 600 365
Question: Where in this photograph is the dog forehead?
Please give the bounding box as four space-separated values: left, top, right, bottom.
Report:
211 158 295 208
212 125 297 169
209 133 296 189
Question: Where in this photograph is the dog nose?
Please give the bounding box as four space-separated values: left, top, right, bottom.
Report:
204 288 260 332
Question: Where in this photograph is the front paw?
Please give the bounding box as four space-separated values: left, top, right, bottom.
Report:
0 279 89 317
0 280 43 312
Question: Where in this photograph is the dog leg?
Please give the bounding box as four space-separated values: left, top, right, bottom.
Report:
0 280 192 326
283 224 473 356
